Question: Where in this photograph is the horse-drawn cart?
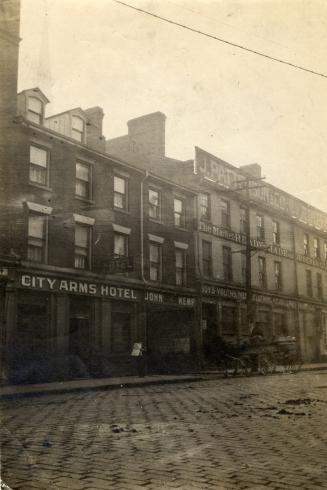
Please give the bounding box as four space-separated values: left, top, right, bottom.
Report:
222 336 302 376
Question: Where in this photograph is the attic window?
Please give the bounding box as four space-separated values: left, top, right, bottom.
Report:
27 97 43 124
72 116 84 142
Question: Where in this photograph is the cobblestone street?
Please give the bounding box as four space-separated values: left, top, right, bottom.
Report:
1 371 327 490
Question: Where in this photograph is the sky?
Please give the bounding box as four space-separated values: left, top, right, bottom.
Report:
18 0 327 212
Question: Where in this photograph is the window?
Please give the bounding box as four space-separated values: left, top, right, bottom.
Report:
240 207 247 234
221 200 230 228
27 97 43 124
175 249 186 286
317 273 323 300
241 252 246 284
222 246 233 282
304 234 309 256
313 238 320 260
324 242 327 263
75 162 91 199
174 198 185 228
29 145 48 185
221 306 237 336
199 193 210 220
28 214 47 262
272 221 280 244
72 116 84 142
274 261 282 290
306 270 313 297
258 256 267 288
202 240 212 277
149 189 161 220
114 175 128 210
149 243 161 281
114 233 128 257
256 215 265 240
75 224 91 269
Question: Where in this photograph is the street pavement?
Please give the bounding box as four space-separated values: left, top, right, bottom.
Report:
1 370 327 490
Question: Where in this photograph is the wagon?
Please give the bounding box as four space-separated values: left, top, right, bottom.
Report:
224 336 302 376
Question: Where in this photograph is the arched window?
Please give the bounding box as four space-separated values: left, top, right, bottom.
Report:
27 97 43 124
72 116 84 142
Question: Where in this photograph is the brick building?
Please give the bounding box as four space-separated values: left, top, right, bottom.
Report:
0 1 199 383
106 114 327 364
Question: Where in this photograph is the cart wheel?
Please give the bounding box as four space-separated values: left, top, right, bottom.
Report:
259 356 275 376
287 355 303 374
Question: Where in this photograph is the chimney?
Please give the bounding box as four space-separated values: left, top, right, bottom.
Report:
84 106 105 151
240 163 261 179
127 112 166 157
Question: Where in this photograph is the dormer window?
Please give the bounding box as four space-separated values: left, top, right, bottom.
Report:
72 116 84 142
27 97 43 124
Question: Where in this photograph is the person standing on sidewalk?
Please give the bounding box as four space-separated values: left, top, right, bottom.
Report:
131 342 146 377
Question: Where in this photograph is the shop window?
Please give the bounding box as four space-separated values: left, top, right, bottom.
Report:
28 213 47 262
317 273 323 300
29 145 48 186
272 220 280 244
72 116 84 142
199 193 210 220
16 292 50 373
202 240 212 277
221 306 237 336
222 246 233 282
274 261 282 290
240 207 247 234
175 249 186 286
274 312 287 337
303 234 309 256
313 237 320 260
258 256 267 288
75 224 91 269
149 188 161 220
174 198 185 228
306 270 313 297
114 175 128 210
256 214 265 240
27 97 43 124
149 243 161 281
114 233 128 257
111 312 131 354
75 162 91 199
221 200 230 228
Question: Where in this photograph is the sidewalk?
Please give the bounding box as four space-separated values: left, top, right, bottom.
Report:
1 362 327 400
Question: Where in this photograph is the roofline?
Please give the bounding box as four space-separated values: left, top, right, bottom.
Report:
18 87 50 103
18 117 196 194
45 107 87 119
195 145 327 220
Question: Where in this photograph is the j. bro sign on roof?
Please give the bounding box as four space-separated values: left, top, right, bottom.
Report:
195 146 327 230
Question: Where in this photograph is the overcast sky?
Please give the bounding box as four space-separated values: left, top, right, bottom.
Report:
19 0 327 212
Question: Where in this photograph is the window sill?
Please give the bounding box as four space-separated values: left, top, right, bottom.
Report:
149 218 163 225
29 182 52 192
114 207 131 215
74 196 95 205
174 226 189 232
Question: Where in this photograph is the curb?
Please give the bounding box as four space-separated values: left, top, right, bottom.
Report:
1 364 327 401
0 375 206 401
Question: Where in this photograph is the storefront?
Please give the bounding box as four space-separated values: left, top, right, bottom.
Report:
2 270 143 382
144 288 198 372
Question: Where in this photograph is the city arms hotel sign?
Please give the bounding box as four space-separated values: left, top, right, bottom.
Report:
195 147 327 231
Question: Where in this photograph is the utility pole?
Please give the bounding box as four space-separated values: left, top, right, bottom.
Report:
245 177 254 334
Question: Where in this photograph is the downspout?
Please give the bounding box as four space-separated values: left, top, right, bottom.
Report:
140 170 149 282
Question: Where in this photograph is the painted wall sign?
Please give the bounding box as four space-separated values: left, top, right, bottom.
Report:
195 147 327 230
145 290 196 307
199 221 293 259
20 274 139 300
201 284 246 300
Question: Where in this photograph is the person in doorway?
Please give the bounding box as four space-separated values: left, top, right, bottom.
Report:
131 342 146 377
